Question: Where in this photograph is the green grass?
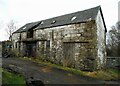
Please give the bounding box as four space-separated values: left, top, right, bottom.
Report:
2 69 26 85
20 57 120 81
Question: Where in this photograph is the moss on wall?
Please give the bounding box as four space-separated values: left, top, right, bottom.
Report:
12 20 106 71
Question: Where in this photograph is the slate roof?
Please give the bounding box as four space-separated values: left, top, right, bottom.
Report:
14 21 40 33
14 6 106 33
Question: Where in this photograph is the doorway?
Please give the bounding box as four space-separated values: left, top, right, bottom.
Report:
26 42 36 57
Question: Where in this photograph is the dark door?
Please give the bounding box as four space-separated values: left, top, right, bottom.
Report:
26 42 36 57
63 43 75 67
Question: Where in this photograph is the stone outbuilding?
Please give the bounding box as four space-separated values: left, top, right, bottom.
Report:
12 6 107 71
1 40 12 58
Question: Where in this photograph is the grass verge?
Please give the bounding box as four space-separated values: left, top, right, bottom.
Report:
83 69 120 80
2 68 26 85
20 57 120 81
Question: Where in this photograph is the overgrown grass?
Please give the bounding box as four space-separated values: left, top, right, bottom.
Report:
2 68 26 85
83 69 120 80
20 57 84 75
20 57 120 81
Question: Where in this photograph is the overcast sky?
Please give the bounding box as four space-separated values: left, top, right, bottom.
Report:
0 0 119 41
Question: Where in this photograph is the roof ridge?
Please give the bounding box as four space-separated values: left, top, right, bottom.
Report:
38 5 101 21
14 6 101 33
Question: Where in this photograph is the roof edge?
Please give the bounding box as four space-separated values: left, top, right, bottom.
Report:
99 6 107 32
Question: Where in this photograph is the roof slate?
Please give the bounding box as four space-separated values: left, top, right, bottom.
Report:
14 21 40 33
14 6 105 33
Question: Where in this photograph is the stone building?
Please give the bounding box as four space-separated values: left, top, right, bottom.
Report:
12 6 107 71
1 41 12 58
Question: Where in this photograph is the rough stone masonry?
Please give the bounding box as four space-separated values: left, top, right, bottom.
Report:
12 6 107 71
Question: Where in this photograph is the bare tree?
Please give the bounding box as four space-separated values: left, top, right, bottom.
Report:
107 21 120 56
6 20 17 41
116 21 120 56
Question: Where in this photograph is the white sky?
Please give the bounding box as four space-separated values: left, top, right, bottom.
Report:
0 0 119 41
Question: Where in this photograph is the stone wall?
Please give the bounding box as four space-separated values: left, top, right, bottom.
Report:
12 19 106 71
35 21 98 71
12 33 21 56
96 10 106 69
21 32 27 40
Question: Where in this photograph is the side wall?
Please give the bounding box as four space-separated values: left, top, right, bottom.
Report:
12 33 20 48
12 32 27 56
95 10 106 69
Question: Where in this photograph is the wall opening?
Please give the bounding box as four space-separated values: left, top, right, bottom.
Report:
45 40 50 58
27 29 33 38
25 42 37 57
63 42 75 67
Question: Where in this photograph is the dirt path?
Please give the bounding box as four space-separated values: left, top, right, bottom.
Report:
2 58 119 84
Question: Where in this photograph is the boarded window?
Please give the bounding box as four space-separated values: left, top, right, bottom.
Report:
63 43 75 67
63 43 75 59
63 42 90 68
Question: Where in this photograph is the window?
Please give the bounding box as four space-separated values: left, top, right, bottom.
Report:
87 18 92 21
71 16 77 21
51 20 56 24
40 21 44 25
22 27 26 30
20 34 21 40
27 29 33 38
15 42 17 48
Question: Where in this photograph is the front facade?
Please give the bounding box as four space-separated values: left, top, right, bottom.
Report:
12 6 107 71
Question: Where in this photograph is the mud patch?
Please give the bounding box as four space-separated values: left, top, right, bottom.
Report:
40 66 52 73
